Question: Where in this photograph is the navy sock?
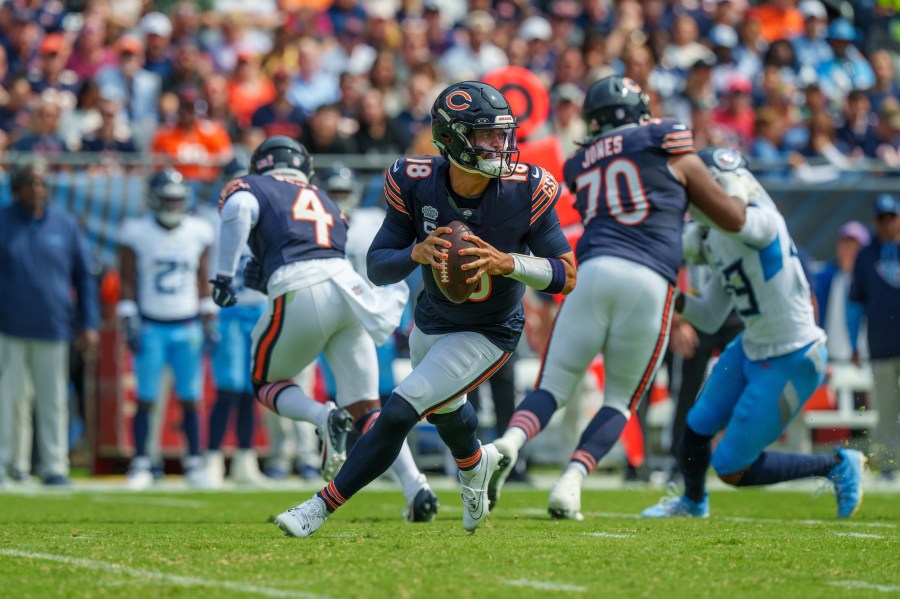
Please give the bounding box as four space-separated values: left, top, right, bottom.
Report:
181 405 201 457
133 404 150 457
681 425 713 503
570 407 628 473
427 401 480 470
347 409 380 450
236 392 255 449
507 389 559 440
208 390 238 451
319 393 419 512
736 451 840 486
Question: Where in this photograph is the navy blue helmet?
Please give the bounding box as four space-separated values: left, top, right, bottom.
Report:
250 135 314 181
583 76 651 140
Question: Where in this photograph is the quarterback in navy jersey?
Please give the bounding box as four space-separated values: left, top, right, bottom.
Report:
212 137 422 519
489 76 751 521
274 81 575 538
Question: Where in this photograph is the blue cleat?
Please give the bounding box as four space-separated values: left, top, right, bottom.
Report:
641 491 709 518
828 447 866 519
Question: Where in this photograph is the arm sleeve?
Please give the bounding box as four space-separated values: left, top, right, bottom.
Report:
216 190 259 277
72 226 99 331
723 205 778 248
366 210 419 286
680 275 735 334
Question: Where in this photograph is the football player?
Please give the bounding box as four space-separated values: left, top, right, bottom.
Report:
487 76 751 520
641 147 864 519
274 81 577 538
198 159 270 487
117 168 216 489
210 136 411 499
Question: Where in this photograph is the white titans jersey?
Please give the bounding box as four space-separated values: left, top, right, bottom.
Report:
197 204 266 306
120 214 214 321
697 196 825 361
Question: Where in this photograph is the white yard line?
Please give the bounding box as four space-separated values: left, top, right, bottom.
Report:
582 532 635 538
829 581 900 593
0 549 324 599
503 579 588 593
833 532 886 539
589 511 897 529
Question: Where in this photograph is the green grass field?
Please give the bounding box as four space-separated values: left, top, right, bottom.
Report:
1 482 898 598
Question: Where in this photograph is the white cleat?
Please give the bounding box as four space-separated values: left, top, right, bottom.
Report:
184 455 212 488
126 457 153 491
319 403 353 482
459 443 502 532
488 436 519 512
229 449 270 488
275 495 329 538
548 468 585 521
205 450 225 489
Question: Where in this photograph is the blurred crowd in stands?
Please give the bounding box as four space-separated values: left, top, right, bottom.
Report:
1 0 900 180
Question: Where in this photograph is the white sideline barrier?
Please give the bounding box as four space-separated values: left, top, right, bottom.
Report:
804 363 878 429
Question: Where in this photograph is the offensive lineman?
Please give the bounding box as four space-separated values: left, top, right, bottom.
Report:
118 169 216 489
274 81 577 537
210 136 410 492
488 76 750 520
641 147 865 519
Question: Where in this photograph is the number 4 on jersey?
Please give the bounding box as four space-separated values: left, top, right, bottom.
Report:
292 187 334 247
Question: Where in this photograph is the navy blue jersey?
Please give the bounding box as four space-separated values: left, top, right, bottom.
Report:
563 119 694 284
378 156 570 351
219 174 347 278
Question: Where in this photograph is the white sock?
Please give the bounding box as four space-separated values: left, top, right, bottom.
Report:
501 427 527 452
391 439 428 504
566 462 589 479
274 385 329 428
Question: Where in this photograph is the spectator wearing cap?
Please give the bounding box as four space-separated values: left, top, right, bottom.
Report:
226 50 275 130
867 49 900 115
661 14 716 72
140 12 175 80
815 221 871 363
65 18 116 81
550 83 587 156
250 68 306 141
150 87 233 182
440 11 507 81
791 0 833 80
27 34 79 107
0 159 99 487
11 98 67 155
752 0 804 43
518 15 557 86
817 19 875 99
287 38 340 118
95 35 162 151
849 195 900 481
320 15 377 78
713 75 756 149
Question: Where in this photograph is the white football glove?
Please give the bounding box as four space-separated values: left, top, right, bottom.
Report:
715 170 759 206
682 220 708 265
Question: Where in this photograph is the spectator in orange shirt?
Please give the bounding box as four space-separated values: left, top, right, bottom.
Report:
150 88 233 182
752 0 805 43
226 50 275 130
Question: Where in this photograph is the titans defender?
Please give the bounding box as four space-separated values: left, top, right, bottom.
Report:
641 147 865 519
274 81 576 538
211 136 411 494
117 169 216 490
488 76 751 520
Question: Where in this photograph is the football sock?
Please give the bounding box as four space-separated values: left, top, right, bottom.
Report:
570 406 628 474
208 390 238 451
257 382 329 428
427 401 480 469
319 392 419 512
681 425 713 503
182 404 200 456
133 404 150 457
736 451 840 486
505 388 559 449
236 392 255 449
